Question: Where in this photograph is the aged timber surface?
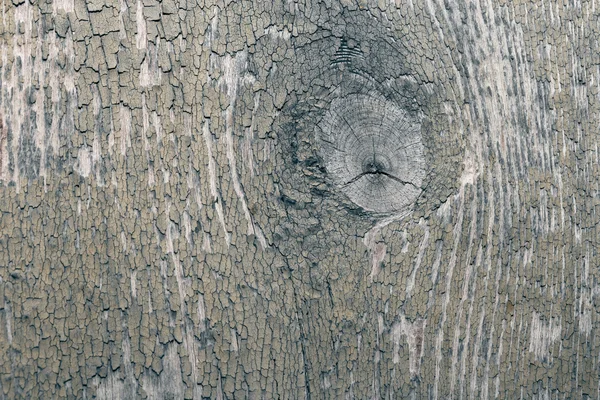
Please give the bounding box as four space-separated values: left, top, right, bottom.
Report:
0 0 599 399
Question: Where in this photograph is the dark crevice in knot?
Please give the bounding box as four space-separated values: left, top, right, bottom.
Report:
365 160 385 174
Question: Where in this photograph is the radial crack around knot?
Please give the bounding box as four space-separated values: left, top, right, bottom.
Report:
343 170 419 190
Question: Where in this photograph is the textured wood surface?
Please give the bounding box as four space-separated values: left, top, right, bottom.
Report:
1 0 599 398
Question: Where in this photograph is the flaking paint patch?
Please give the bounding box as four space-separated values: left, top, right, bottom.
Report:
264 26 292 41
165 213 187 316
364 211 410 281
242 92 261 178
391 315 426 377
221 51 267 248
529 311 561 361
4 2 31 188
94 335 137 399
130 270 137 299
203 119 231 246
229 328 239 352
152 111 162 144
202 233 212 253
206 7 219 47
434 190 464 399
4 301 12 345
95 374 126 400
120 105 132 156
0 118 7 181
140 40 161 87
460 149 479 187
1 1 77 185
406 218 429 296
136 0 147 50
186 169 204 214
578 307 592 337
369 242 386 280
53 0 73 13
450 188 481 395
118 0 128 40
197 294 207 332
141 344 185 400
77 147 92 178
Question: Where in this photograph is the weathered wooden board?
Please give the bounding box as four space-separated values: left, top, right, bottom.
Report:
0 0 599 398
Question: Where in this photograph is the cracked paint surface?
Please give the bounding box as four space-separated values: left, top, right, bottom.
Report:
1 0 600 399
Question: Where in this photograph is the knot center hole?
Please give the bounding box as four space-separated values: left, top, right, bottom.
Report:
365 160 385 174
